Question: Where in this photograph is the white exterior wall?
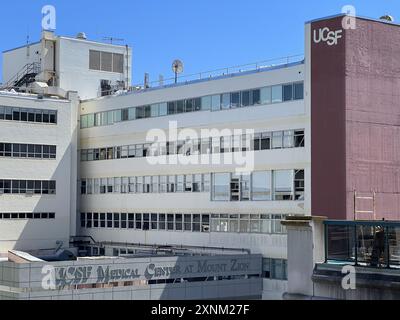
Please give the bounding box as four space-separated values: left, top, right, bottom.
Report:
57 37 132 100
2 43 42 86
79 63 311 261
2 35 132 100
0 92 79 252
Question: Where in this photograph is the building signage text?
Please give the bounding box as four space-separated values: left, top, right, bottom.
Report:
54 259 251 287
313 27 343 46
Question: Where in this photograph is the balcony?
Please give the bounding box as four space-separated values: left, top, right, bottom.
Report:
324 220 400 269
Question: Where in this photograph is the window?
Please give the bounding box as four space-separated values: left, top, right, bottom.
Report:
211 95 221 111
81 180 87 195
221 136 231 154
240 215 250 233
143 214 150 230
193 175 202 192
272 131 283 149
203 174 211 192
151 214 158 230
175 214 183 231
159 103 168 116
271 85 283 103
152 176 159 193
89 50 101 70
100 213 106 228
283 84 293 101
128 214 134 229
168 101 176 115
107 213 113 228
295 170 305 200
101 52 113 72
136 213 142 230
283 131 295 148
252 171 272 201
201 96 212 111
274 170 294 200
151 104 159 117
240 174 251 201
12 108 20 121
294 130 305 147
159 214 166 230
231 92 240 108
261 133 271 150
184 99 193 113
5 107 12 120
167 214 174 231
167 176 176 193
193 215 201 232
184 214 192 231
294 82 304 100
212 173 230 201
221 93 230 110
241 91 251 107
112 53 124 73
260 87 271 104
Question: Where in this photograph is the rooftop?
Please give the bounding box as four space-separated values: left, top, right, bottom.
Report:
84 54 304 102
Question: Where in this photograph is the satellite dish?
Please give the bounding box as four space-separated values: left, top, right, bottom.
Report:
172 59 184 83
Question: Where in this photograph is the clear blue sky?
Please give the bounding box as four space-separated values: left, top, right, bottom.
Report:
0 0 398 84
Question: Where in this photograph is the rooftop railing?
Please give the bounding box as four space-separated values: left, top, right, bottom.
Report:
128 54 304 93
324 220 400 269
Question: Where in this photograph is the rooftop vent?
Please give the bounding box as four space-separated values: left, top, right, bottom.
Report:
380 15 394 22
76 32 87 40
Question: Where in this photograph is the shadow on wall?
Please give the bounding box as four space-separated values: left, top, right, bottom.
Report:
0 125 78 253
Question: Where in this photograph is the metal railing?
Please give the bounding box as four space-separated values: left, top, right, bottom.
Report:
128 54 304 92
324 220 400 269
1 62 41 91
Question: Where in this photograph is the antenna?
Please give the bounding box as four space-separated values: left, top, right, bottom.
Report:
102 36 125 44
26 26 30 57
172 59 184 84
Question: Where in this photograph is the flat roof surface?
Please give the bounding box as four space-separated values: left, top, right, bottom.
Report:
83 59 304 103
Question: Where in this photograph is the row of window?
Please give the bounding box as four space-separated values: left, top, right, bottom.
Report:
80 82 304 129
210 214 287 234
80 129 305 162
0 106 57 124
80 213 210 233
81 174 210 195
80 212 287 235
0 180 56 195
212 170 304 202
0 143 56 159
0 212 55 220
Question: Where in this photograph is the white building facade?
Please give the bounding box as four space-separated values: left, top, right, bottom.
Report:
78 61 310 298
0 91 79 252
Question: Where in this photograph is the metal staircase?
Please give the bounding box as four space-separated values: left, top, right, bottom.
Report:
1 62 41 91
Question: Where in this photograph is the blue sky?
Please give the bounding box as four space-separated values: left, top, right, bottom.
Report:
0 0 398 84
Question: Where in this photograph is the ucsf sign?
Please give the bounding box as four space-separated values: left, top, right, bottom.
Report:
313 27 343 46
